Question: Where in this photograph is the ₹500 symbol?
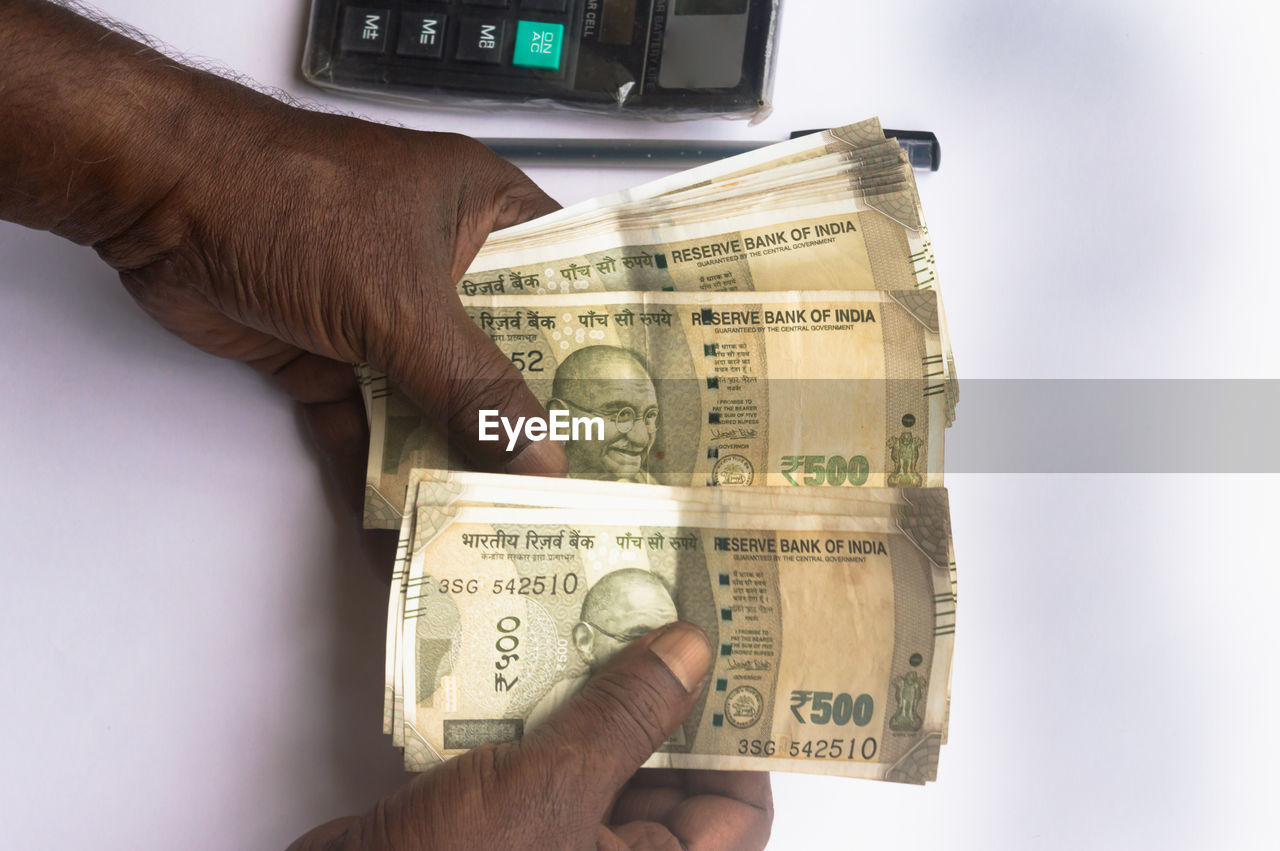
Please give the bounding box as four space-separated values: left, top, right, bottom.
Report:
789 690 875 726
780 455 870 486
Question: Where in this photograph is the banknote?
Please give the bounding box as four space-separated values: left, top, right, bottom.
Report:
454 195 952 413
459 202 927 299
354 362 378 427
395 482 955 783
409 468 920 515
477 146 918 258
384 468 426 740
366 117 960 785
382 469 929 735
362 290 949 528
469 133 926 294
484 118 898 243
456 180 953 423
460 117 954 410
467 115 949 363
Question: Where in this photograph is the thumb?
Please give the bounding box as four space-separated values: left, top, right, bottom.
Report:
519 623 713 807
380 136 566 476
384 295 569 476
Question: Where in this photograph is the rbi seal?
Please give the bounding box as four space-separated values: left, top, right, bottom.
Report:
724 686 764 729
712 454 754 486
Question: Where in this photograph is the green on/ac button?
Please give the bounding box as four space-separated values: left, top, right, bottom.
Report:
512 20 564 70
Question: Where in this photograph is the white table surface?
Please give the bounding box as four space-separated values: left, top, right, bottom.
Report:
2 1 1278 848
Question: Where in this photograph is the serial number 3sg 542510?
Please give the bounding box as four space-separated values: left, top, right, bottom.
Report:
436 573 583 596
737 737 879 760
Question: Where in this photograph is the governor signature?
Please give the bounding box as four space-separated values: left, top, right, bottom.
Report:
727 659 773 672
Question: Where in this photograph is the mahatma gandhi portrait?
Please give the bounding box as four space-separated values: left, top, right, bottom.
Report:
526 568 678 729
547 346 660 483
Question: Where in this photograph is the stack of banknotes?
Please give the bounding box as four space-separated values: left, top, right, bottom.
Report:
361 118 958 784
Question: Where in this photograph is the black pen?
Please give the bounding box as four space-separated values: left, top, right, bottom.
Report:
479 129 940 171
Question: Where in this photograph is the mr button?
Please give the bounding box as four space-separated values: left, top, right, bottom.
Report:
512 20 565 70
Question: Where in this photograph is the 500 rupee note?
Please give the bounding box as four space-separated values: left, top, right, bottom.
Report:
384 468 927 737
398 492 955 783
363 290 949 528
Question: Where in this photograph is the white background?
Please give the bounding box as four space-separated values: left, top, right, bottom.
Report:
2 1 1278 848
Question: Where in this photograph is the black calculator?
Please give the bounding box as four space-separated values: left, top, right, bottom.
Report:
302 1 781 116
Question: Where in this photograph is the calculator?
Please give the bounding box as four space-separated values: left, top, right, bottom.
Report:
302 1 782 117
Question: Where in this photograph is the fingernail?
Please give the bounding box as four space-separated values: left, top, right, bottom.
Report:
649 624 712 694
504 439 568 477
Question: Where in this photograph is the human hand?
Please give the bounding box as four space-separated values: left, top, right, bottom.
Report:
289 623 772 850
103 102 566 491
2 1 569 502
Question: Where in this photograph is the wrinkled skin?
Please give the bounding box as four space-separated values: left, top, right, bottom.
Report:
289 624 772 851
103 111 570 488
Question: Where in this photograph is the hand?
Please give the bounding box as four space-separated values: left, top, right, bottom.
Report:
290 623 772 850
3 2 570 506
105 104 568 492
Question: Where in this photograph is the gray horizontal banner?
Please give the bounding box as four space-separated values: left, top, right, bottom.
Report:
946 379 1280 473
440 378 1280 475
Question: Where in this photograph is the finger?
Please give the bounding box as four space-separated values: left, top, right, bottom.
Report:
608 821 683 851
384 296 568 476
661 791 773 851
518 622 713 812
632 771 771 851
264 350 360 407
670 769 774 810
298 395 369 519
496 177 562 227
297 394 366 460
449 140 562 278
125 282 379 510
243 349 375 520
612 771 772 838
296 393 403 582
610 785 686 825
249 350 371 499
119 273 363 414
286 817 357 851
626 768 689 787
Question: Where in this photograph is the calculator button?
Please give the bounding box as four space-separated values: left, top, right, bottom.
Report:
340 7 390 54
462 0 510 7
455 18 508 63
512 20 564 70
397 12 447 58
520 0 568 11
